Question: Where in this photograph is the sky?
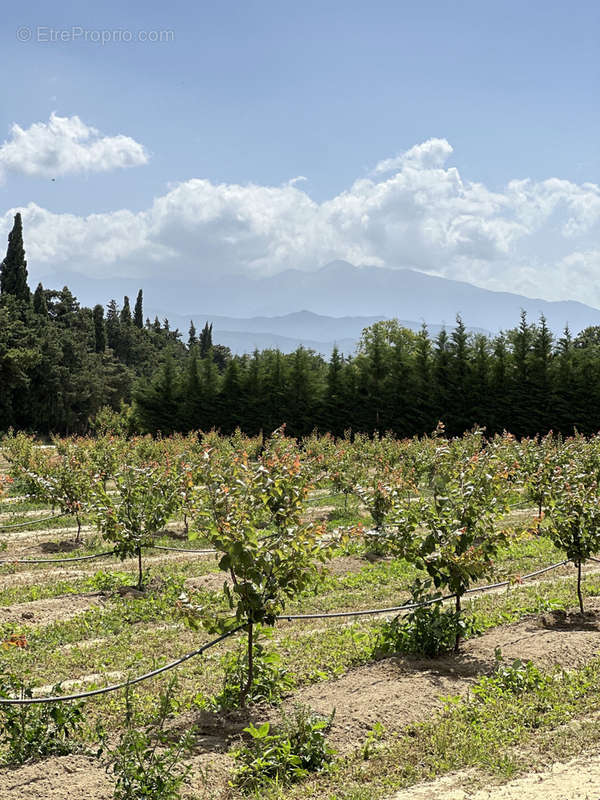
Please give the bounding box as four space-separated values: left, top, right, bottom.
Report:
0 0 599 308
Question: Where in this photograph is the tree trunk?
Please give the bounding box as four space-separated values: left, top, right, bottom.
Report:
454 593 462 652
239 623 254 707
137 546 144 591
76 514 81 543
577 559 584 614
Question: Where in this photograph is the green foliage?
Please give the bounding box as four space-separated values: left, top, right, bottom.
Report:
201 634 294 711
92 458 182 589
0 675 86 765
231 704 335 792
181 434 334 705
473 649 544 699
104 680 193 800
375 580 465 658
546 458 600 611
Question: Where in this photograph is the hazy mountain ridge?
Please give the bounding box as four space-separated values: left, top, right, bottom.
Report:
57 260 600 356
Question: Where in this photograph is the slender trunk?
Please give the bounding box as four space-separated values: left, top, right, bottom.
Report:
538 497 543 531
240 623 254 707
183 512 188 536
76 514 81 543
577 559 584 614
137 546 143 591
344 493 348 513
454 593 462 652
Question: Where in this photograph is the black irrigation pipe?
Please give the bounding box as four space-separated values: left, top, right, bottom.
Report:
0 625 245 705
151 544 217 555
0 550 116 566
278 558 571 622
0 558 578 703
0 513 69 531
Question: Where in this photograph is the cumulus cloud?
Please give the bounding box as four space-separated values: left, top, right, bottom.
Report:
2 137 600 305
373 137 454 174
0 113 148 179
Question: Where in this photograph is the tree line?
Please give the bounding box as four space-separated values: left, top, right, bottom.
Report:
2 212 600 438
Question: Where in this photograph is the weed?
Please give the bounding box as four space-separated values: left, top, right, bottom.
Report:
104 679 194 800
232 704 335 791
0 674 86 764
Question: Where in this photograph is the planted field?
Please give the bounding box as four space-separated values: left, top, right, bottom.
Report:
0 429 600 799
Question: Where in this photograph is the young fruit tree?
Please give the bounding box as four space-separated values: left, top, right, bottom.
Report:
21 439 94 542
391 439 514 651
92 461 181 590
547 462 600 613
180 439 334 706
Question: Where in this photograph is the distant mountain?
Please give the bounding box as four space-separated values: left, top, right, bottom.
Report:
56 260 600 352
146 310 480 356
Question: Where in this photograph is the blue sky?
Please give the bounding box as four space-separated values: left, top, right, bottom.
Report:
0 0 599 307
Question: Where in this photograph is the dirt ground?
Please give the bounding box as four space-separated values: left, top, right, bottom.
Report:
277 599 600 755
389 751 600 800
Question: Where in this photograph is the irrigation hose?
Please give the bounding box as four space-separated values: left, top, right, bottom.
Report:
0 550 116 566
0 513 69 531
0 558 577 704
0 625 245 705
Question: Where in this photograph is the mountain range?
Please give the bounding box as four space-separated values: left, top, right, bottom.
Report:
57 261 600 356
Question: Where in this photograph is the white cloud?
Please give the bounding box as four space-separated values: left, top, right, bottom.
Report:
373 138 454 174
2 136 600 306
0 113 148 179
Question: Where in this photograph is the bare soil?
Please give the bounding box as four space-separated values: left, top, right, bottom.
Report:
279 599 600 754
0 593 104 627
389 751 600 799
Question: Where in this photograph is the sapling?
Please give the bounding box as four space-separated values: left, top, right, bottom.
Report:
92 461 181 590
391 439 513 651
180 438 334 706
547 462 600 613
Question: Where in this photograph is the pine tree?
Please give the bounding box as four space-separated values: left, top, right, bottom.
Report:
93 305 106 353
32 283 48 316
133 290 144 329
0 213 30 302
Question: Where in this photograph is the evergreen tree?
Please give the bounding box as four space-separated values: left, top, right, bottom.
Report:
134 352 181 434
181 347 203 431
32 283 48 316
120 296 132 326
530 315 553 433
1 213 30 303
133 289 144 329
106 300 120 350
199 322 213 358
324 346 345 435
93 305 107 353
188 321 197 348
220 357 245 432
448 316 471 433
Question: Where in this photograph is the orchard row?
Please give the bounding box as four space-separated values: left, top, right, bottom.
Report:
1 426 600 671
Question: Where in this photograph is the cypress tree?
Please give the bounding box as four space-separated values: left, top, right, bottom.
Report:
199 322 213 358
33 283 48 316
120 296 132 325
93 304 106 353
1 212 30 302
133 289 144 329
105 300 120 351
188 321 197 348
